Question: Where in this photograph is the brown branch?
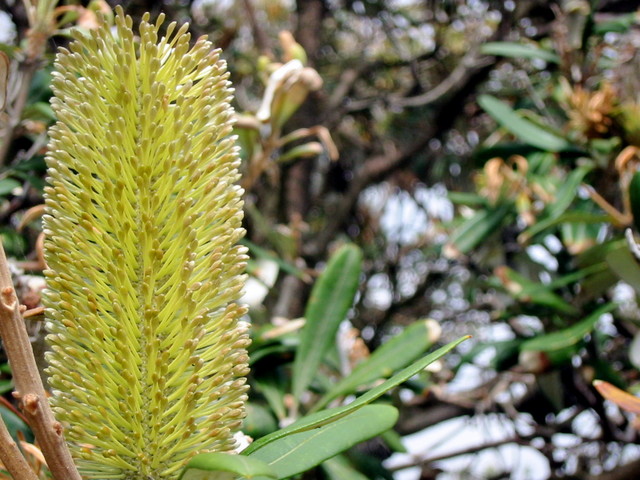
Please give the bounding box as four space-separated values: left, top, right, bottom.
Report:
390 51 494 108
0 414 39 480
304 134 434 257
0 59 39 166
0 242 82 480
388 435 528 472
241 0 271 57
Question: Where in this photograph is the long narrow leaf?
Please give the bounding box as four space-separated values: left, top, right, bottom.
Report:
480 41 560 63
248 405 398 479
519 211 609 244
478 95 569 152
291 244 363 402
521 303 616 352
448 203 512 255
311 319 440 412
243 336 469 456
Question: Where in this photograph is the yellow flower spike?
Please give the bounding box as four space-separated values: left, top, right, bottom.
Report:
44 7 249 480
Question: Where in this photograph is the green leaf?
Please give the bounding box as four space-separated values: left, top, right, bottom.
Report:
0 404 33 444
244 403 279 439
606 244 640 294
0 379 12 394
478 95 570 152
253 372 288 421
322 455 370 480
447 191 487 207
312 319 439 412
480 41 560 63
594 12 637 34
380 429 407 453
277 142 324 164
629 170 640 232
243 336 469 456
291 244 363 402
545 165 593 219
178 453 277 480
448 202 512 255
519 211 608 244
22 101 55 122
0 178 20 196
248 405 398 480
520 303 616 352
495 266 579 315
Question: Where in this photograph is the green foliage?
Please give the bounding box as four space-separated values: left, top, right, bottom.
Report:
179 453 276 480
291 243 362 403
477 95 570 152
247 404 397 480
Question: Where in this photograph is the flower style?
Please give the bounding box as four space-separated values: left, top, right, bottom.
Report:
43 7 249 479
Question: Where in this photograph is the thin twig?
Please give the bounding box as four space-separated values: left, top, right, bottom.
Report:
0 241 82 480
388 435 527 472
390 51 494 108
0 59 40 167
0 413 39 480
242 0 270 56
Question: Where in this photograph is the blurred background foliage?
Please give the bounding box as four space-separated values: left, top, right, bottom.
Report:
3 0 640 479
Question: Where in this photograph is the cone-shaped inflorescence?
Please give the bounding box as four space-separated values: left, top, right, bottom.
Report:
43 7 249 479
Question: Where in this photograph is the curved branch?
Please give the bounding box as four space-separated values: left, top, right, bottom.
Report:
0 415 38 480
0 243 82 480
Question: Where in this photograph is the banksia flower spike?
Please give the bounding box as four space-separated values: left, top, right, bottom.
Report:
43 7 249 479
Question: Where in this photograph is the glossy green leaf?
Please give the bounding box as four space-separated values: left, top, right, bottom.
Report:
178 453 277 480
312 319 439 412
248 405 398 480
478 95 569 152
448 202 512 255
244 336 469 456
520 303 616 352
480 41 560 63
291 244 363 402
